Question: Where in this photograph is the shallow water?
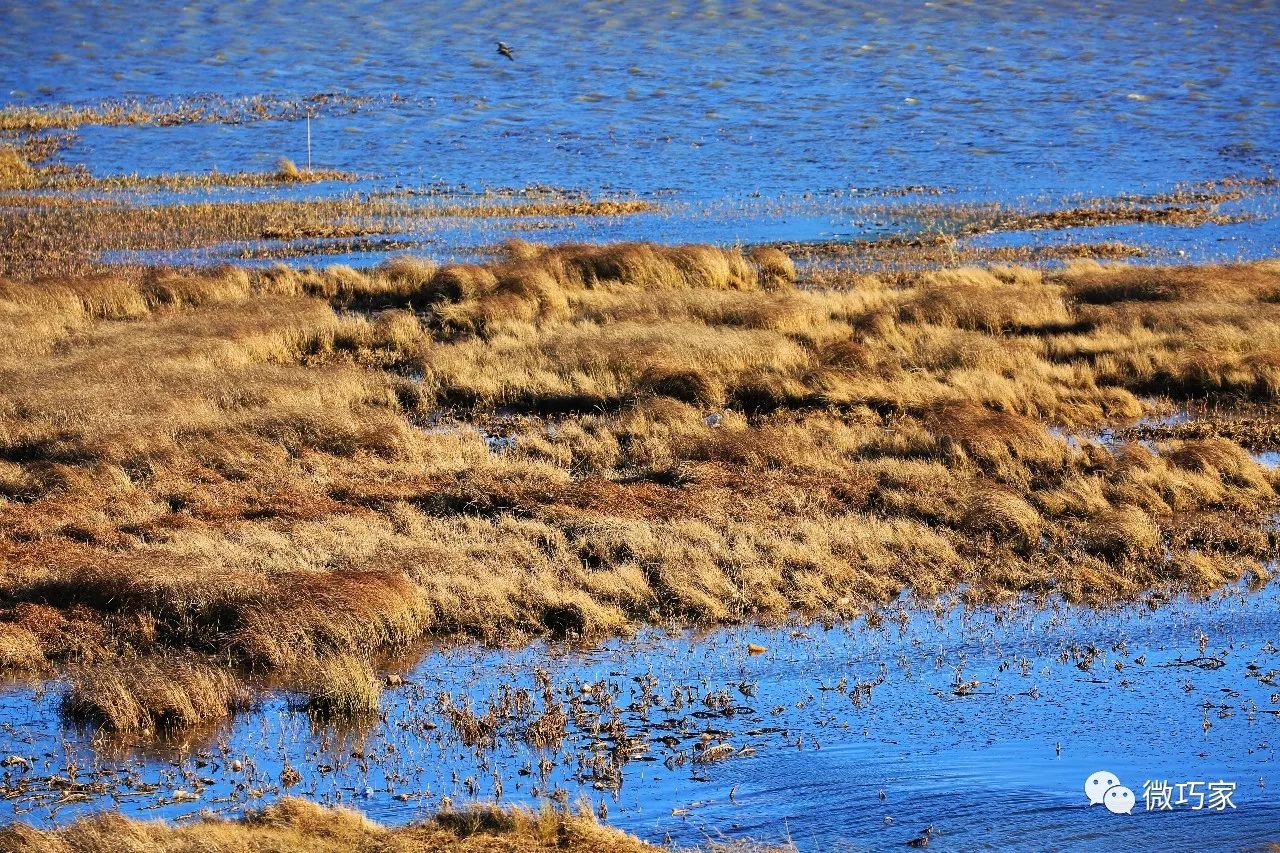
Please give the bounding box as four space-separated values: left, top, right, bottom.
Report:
5 588 1280 849
4 0 1280 262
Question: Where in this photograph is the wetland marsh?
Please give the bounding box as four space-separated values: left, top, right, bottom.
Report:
2 0 1280 849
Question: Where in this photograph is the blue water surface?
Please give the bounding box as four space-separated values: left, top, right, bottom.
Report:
3 0 1279 258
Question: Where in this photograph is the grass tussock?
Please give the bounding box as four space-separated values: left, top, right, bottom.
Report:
277 157 304 181
0 146 35 190
61 656 253 732
303 653 384 718
2 245 1280 729
0 797 710 853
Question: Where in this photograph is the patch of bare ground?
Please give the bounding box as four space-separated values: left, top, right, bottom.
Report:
2 243 1280 730
0 797 777 853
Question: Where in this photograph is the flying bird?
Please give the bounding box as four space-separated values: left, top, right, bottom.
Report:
496 41 515 61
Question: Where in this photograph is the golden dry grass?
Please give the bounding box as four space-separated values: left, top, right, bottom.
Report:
303 653 384 717
0 93 371 131
0 797 710 853
0 158 361 192
0 146 35 190
2 244 1280 729
61 656 253 732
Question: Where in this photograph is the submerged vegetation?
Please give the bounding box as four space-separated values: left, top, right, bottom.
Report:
1 240 1279 731
0 193 659 278
776 177 1279 273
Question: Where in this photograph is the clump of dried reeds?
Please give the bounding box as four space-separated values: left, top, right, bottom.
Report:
276 157 304 182
302 653 383 718
0 146 34 190
60 656 253 732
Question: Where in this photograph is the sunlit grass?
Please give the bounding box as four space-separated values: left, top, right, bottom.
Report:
1 244 1279 730
0 797 729 853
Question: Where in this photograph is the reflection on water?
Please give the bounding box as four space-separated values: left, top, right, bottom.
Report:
5 587 1280 850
